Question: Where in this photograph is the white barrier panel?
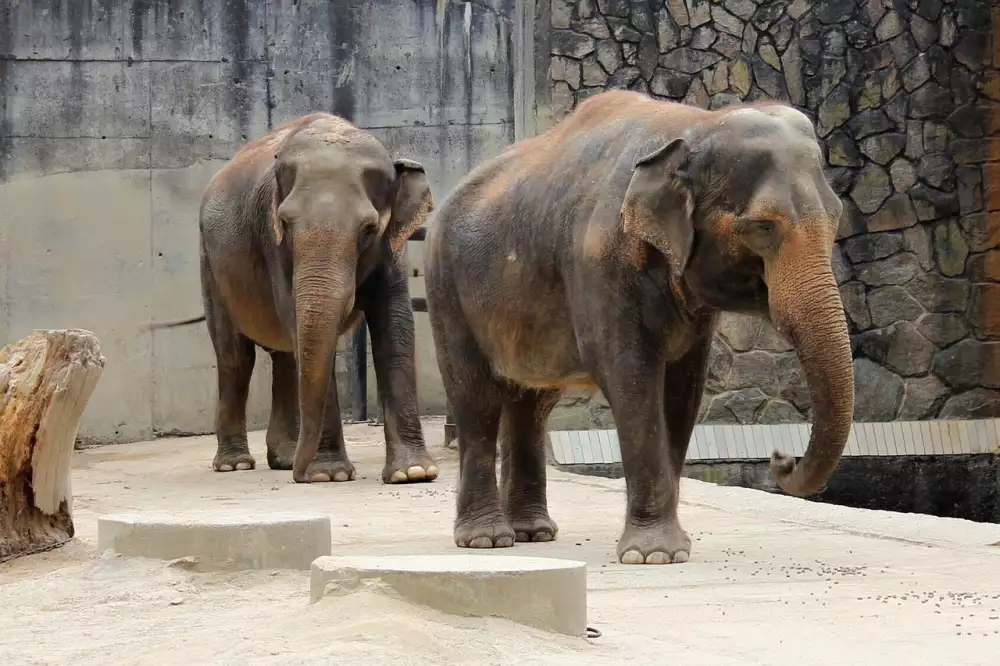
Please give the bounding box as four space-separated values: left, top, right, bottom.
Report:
548 419 1000 466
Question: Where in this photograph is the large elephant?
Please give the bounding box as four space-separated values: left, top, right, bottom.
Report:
151 113 439 485
422 90 853 564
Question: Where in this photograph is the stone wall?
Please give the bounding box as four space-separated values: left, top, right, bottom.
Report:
544 0 1000 427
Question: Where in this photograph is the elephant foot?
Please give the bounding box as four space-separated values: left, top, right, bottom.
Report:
454 512 515 549
303 453 356 483
616 518 691 565
265 439 296 471
213 445 256 473
382 448 439 484
509 512 558 543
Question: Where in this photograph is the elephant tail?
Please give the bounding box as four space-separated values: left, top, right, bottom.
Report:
143 314 207 330
411 297 428 312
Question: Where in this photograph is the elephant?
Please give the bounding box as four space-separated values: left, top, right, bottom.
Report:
421 90 853 564
150 112 439 485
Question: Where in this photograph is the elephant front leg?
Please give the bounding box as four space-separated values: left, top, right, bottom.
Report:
364 264 438 484
304 370 356 482
593 336 691 565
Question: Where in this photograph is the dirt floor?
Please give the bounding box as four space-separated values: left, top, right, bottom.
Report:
3 416 1000 665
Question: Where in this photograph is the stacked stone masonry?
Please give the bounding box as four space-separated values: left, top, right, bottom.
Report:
548 0 1000 425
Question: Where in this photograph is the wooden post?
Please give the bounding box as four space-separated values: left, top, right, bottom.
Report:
0 329 105 563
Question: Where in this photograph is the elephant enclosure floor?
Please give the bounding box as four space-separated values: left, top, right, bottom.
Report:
3 417 1000 665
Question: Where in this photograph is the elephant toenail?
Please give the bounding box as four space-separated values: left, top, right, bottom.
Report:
405 465 427 480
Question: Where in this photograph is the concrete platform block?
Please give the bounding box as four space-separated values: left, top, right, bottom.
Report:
97 510 331 570
310 554 588 636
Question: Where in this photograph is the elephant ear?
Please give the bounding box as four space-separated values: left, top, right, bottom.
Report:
269 165 286 245
389 158 434 254
619 137 695 278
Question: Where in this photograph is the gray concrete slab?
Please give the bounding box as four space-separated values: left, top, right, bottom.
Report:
2 418 999 664
311 554 588 636
98 510 332 570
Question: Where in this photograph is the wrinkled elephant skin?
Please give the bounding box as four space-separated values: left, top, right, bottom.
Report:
423 91 853 564
153 113 438 485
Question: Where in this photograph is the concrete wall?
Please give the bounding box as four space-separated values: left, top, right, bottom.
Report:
534 0 1000 429
0 0 526 443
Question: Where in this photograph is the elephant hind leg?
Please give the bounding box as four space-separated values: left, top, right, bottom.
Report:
266 351 299 470
499 388 561 543
431 318 514 548
202 253 257 472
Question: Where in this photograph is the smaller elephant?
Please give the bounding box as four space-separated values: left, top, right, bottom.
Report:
423 91 853 564
150 113 438 485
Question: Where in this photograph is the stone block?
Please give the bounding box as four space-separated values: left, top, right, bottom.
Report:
898 375 948 420
706 336 734 392
3 60 151 139
277 1 512 131
907 272 971 312
310 555 588 636
728 350 780 395
939 389 1000 419
855 321 936 377
966 250 1000 282
655 8 682 51
932 220 969 277
917 312 970 346
98 510 332 571
0 137 150 182
968 283 1000 338
607 18 642 42
854 251 922 286
596 40 625 74
852 358 904 421
599 0 631 19
573 15 611 39
860 133 906 165
850 164 892 214
658 47 723 74
843 232 903 263
903 223 934 269
840 282 872 331
757 399 806 424
775 353 810 412
629 0 655 33
959 212 1000 253
1 1 127 59
149 61 269 169
867 286 925 328
131 0 267 61
933 339 1000 389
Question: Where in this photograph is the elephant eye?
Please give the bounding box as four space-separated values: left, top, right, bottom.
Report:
736 218 777 236
359 221 379 246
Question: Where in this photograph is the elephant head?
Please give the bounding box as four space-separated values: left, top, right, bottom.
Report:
620 103 852 497
268 116 433 476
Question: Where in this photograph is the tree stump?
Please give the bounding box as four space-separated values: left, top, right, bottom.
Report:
0 329 105 563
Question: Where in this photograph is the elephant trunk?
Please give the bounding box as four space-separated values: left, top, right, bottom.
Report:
766 245 854 497
290 258 356 481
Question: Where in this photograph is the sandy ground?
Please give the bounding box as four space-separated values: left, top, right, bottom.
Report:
3 416 1000 665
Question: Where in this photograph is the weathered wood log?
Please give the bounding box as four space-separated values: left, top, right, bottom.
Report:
0 329 105 563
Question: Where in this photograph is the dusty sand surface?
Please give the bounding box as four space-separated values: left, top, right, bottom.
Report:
3 416 1000 665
